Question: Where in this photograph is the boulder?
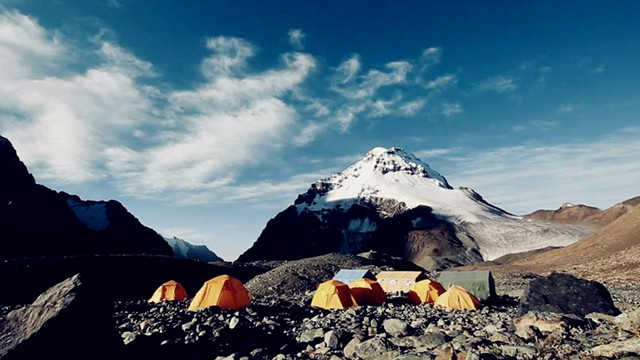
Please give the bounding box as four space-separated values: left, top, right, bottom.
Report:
589 337 640 358
518 272 619 317
353 336 400 360
383 318 409 337
615 309 640 332
0 273 122 359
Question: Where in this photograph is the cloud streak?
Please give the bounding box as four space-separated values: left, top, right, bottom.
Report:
477 75 517 93
446 128 640 213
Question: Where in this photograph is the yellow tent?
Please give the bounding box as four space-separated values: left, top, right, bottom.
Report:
149 280 188 303
311 280 355 310
188 275 250 311
349 278 386 306
408 279 445 305
433 285 480 310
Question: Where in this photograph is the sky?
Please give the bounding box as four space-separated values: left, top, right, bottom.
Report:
1 1 639 260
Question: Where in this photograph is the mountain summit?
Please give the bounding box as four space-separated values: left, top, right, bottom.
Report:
239 147 590 269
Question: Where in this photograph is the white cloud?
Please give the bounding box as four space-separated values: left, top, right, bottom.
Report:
446 128 640 213
0 10 318 203
98 42 155 78
400 99 426 115
293 122 327 146
425 74 457 91
288 28 305 50
420 47 441 66
416 148 457 159
477 75 517 93
201 36 255 78
336 54 361 84
370 98 393 118
352 61 412 99
442 102 462 116
329 57 414 131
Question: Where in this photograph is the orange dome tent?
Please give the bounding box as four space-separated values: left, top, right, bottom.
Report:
349 278 386 306
433 285 480 310
311 280 355 310
188 275 250 311
149 280 188 303
408 279 445 305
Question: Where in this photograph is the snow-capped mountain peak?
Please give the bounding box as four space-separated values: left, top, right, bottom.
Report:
267 146 592 264
296 147 493 223
351 147 452 189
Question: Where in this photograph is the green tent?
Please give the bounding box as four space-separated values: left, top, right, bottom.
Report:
437 270 496 301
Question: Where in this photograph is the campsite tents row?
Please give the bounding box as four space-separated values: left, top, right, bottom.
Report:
149 275 250 311
148 269 491 312
334 269 495 301
312 277 481 310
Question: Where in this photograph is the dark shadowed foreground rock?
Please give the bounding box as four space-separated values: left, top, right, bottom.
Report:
519 272 619 317
0 273 122 359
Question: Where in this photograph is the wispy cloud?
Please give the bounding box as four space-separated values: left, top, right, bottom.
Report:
336 54 361 84
420 47 441 68
447 128 640 213
201 36 255 78
442 102 462 116
558 104 578 113
288 28 306 50
400 99 426 115
477 75 517 93
416 148 457 159
0 10 318 202
425 74 457 91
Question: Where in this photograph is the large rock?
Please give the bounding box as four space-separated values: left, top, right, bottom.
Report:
589 337 640 358
353 336 400 360
0 273 123 359
518 272 619 317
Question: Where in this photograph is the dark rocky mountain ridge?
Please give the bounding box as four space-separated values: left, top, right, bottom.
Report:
0 135 172 260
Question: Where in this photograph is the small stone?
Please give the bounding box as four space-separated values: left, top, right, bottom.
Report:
229 316 240 329
383 318 409 337
298 328 325 343
500 345 538 357
181 320 196 332
121 331 137 345
324 329 342 349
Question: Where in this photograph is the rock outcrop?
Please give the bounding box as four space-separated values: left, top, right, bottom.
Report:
0 273 123 359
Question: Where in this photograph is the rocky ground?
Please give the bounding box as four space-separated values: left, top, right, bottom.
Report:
2 255 640 359
109 271 640 360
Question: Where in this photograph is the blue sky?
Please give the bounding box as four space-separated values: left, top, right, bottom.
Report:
1 1 639 260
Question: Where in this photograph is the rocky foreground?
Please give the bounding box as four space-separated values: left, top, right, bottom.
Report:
2 262 640 360
110 273 640 360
